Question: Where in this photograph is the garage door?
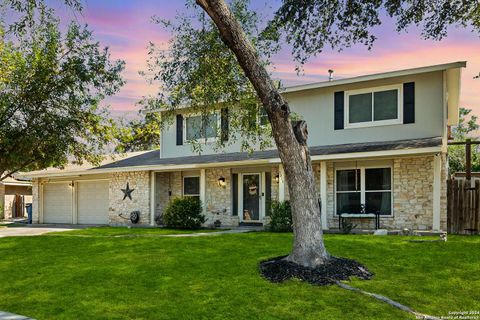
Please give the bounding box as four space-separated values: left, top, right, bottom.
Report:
43 183 73 224
77 180 109 225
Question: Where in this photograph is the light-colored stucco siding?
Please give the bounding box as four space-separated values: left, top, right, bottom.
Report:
161 71 444 158
286 71 444 147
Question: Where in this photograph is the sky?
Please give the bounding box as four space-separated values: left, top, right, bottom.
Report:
55 0 480 122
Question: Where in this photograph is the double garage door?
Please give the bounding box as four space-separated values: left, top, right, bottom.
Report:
43 180 109 225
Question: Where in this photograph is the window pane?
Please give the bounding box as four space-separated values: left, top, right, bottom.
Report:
259 108 269 126
336 169 360 191
204 114 217 138
365 168 391 190
186 116 202 140
349 93 372 123
365 191 391 215
184 177 200 195
374 89 398 121
336 192 361 214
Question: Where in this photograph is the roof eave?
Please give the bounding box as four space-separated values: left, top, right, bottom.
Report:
282 61 467 94
22 145 441 179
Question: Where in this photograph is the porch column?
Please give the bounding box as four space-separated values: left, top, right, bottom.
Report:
150 171 155 226
320 161 328 230
432 154 441 231
278 165 285 202
200 169 206 214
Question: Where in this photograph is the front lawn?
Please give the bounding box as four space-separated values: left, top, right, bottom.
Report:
0 233 478 319
50 226 225 236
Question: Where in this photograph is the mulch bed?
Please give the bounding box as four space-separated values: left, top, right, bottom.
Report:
259 255 373 286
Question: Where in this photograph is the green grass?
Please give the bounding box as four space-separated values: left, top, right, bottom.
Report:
0 233 479 319
50 226 225 236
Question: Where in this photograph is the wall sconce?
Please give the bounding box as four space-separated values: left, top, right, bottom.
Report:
274 175 280 184
217 176 226 187
68 182 74 189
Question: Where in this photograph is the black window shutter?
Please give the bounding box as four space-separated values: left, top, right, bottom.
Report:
403 82 415 124
176 114 183 145
334 91 344 130
221 108 229 142
232 173 238 216
265 172 272 216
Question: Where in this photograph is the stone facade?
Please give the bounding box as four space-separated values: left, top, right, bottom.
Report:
205 168 238 227
30 155 448 230
0 183 4 219
31 180 40 223
324 155 447 230
109 171 151 226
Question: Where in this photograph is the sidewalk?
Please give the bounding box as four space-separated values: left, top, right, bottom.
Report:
0 311 35 320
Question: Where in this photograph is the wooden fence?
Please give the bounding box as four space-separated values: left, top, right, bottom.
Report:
447 179 480 234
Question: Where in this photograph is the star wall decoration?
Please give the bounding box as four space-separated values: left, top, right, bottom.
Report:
121 182 135 200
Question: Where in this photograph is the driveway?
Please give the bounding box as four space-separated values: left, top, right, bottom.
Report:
0 225 74 238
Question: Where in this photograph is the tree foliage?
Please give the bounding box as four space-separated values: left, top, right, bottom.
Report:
266 0 480 66
141 0 279 153
114 111 161 153
448 108 480 174
0 1 124 180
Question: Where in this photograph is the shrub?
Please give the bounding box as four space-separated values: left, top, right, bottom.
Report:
163 197 205 229
268 200 292 232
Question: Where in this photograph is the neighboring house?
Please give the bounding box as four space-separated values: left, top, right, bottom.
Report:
23 62 465 230
0 177 32 220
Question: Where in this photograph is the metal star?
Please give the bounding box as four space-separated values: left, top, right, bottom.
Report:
121 182 135 200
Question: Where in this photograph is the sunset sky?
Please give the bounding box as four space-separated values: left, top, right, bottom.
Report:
58 1 480 122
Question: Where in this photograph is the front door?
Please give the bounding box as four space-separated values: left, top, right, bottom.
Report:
242 174 260 221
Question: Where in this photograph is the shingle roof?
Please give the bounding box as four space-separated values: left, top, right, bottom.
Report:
96 136 442 170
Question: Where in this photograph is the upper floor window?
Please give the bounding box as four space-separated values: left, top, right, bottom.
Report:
184 113 218 142
259 107 269 126
345 84 402 128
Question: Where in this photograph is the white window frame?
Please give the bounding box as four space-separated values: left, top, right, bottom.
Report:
258 107 270 128
183 112 220 144
344 84 403 129
182 175 200 197
334 165 393 216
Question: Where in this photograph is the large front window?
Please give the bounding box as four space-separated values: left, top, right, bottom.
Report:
185 113 218 142
336 167 392 215
345 85 401 128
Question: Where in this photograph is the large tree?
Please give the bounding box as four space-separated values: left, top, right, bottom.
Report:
193 0 480 269
0 1 124 180
148 0 479 269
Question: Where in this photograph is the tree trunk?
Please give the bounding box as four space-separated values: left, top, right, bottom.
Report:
196 0 330 267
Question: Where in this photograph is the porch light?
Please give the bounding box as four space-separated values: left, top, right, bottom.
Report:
274 175 279 183
218 176 226 187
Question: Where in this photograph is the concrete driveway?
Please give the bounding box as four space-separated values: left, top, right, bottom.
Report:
0 225 74 238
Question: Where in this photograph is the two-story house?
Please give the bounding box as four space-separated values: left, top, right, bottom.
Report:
25 61 465 231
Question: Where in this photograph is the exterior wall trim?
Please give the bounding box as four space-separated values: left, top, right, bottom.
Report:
150 171 155 226
200 169 206 215
433 154 441 230
320 161 328 230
